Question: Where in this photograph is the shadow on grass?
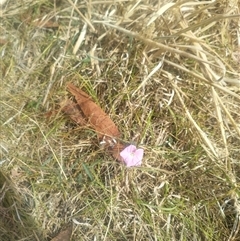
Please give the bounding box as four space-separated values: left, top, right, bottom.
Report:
0 171 44 241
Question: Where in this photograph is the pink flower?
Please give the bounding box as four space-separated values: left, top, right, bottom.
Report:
120 145 144 167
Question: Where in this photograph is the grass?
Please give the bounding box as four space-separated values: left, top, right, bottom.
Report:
0 0 240 240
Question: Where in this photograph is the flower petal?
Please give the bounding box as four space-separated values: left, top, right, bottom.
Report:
128 149 144 167
120 145 144 167
123 154 135 167
120 145 136 160
125 145 137 153
134 148 144 160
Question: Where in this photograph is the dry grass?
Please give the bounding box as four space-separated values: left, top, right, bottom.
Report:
1 0 240 240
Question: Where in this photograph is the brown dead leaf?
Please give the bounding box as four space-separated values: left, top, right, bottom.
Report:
60 99 86 126
0 38 8 45
31 19 59 28
67 83 120 140
21 10 59 29
111 142 125 161
50 225 72 241
62 83 124 161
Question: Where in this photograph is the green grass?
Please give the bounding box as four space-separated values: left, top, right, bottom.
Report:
1 0 240 240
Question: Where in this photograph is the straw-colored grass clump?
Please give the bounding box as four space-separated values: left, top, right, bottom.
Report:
0 0 239 240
